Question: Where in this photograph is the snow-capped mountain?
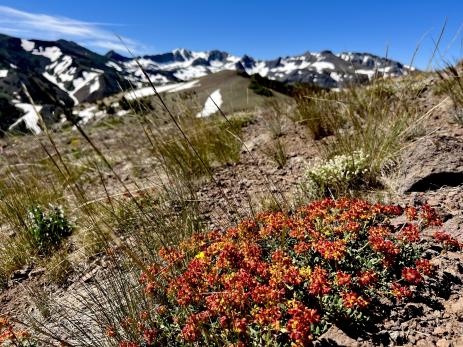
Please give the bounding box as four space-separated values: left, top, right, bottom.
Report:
109 48 410 89
0 33 412 133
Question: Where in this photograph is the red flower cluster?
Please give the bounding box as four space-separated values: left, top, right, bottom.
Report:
286 300 320 345
107 198 456 346
0 317 31 345
390 283 412 299
401 267 423 285
421 204 442 226
434 231 462 250
341 292 369 308
308 266 331 295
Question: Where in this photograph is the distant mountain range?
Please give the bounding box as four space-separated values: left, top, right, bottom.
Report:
0 33 413 133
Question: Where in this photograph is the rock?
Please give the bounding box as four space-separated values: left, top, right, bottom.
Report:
398 136 463 193
444 216 463 240
451 336 463 347
408 335 417 345
433 325 447 335
243 133 272 152
436 338 451 347
389 331 406 345
29 267 45 277
404 303 425 320
318 325 359 346
445 297 463 316
11 266 31 281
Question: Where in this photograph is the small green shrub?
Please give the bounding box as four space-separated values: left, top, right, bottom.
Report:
27 205 73 255
249 81 273 97
301 150 370 200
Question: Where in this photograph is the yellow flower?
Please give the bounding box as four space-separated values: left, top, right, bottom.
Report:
195 251 205 259
299 266 312 278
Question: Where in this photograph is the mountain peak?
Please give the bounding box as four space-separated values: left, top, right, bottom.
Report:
0 33 414 134
105 50 130 62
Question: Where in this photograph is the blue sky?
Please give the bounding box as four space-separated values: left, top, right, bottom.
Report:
1 0 463 68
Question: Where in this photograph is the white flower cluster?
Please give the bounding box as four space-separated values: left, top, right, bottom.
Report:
302 150 370 199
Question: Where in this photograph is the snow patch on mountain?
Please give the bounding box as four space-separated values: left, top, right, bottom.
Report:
31 46 62 62
21 39 35 52
169 79 200 93
125 80 199 100
89 76 100 94
355 69 376 79
245 61 269 77
42 54 80 102
74 105 98 124
150 74 170 84
330 72 342 82
197 89 222 118
0 70 7 78
311 61 335 72
117 110 129 117
106 61 122 72
72 71 99 94
9 103 42 134
174 66 209 80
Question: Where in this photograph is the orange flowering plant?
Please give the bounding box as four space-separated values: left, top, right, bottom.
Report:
106 198 457 346
0 317 33 346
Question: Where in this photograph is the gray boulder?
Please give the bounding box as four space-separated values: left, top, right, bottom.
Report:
399 136 463 193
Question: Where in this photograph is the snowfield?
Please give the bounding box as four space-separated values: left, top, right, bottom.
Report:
196 89 223 118
9 103 43 134
21 39 35 52
124 80 200 100
31 46 62 62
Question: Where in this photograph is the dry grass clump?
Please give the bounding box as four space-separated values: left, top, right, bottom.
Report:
435 63 463 124
152 113 252 181
296 80 423 198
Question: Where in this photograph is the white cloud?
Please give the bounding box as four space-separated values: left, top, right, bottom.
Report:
0 5 144 54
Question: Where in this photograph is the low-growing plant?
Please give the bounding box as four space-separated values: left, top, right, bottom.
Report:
301 150 371 200
0 166 68 281
99 198 446 346
0 317 34 346
245 73 295 97
27 205 73 255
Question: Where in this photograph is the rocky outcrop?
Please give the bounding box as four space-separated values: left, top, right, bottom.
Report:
398 136 463 193
317 326 359 346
